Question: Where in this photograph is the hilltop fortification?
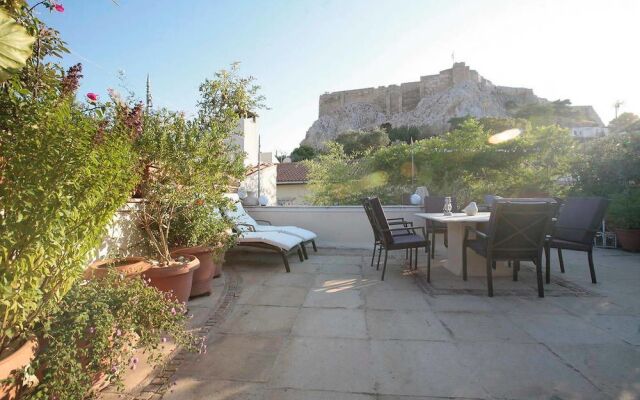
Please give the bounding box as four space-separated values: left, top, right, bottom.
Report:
301 62 602 148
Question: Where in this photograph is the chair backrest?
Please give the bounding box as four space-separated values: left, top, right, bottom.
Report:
485 199 557 260
361 197 382 242
424 196 458 213
368 197 393 245
223 193 258 230
554 197 609 244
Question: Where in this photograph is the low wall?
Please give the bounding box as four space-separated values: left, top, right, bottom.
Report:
245 205 424 249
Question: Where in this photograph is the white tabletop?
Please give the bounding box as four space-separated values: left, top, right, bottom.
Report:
414 212 491 223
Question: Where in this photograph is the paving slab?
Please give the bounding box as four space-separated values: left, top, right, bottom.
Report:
269 337 376 393
292 308 367 339
508 313 623 344
456 341 604 400
238 285 308 307
370 340 488 398
163 378 265 400
585 314 640 345
219 305 299 336
366 309 451 341
364 289 430 310
436 312 535 343
303 287 364 309
264 388 374 400
264 272 316 288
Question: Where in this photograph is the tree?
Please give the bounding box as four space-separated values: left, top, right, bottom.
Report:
386 125 424 143
334 128 389 155
290 145 317 161
608 112 640 133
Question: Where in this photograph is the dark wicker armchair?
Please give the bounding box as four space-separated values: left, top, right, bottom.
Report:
544 197 609 284
463 199 557 297
361 198 414 268
364 197 431 281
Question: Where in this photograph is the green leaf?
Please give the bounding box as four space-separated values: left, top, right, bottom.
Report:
0 9 35 81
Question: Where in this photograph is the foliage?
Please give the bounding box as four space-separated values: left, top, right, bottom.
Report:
334 128 390 156
385 125 433 144
136 65 258 263
608 112 639 133
0 2 139 355
306 119 575 205
571 132 640 197
0 9 35 81
196 62 265 131
290 145 317 162
607 189 640 230
449 116 531 133
135 108 244 264
30 272 202 400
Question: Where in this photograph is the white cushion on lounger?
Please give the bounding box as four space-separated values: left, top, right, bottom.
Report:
236 231 301 251
224 193 258 230
253 225 317 241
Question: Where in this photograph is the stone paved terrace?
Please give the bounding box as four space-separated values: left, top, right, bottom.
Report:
159 245 638 400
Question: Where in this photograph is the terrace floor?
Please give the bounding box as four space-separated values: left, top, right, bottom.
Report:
163 243 638 400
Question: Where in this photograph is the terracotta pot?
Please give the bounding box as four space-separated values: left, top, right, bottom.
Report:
86 257 152 279
171 247 218 297
142 256 200 304
213 252 225 279
615 228 640 252
0 338 37 400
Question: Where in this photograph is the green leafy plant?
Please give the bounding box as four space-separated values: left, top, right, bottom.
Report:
607 189 640 230
0 9 35 81
30 272 202 400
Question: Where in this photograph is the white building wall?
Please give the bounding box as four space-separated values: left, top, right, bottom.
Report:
232 117 259 167
243 164 278 206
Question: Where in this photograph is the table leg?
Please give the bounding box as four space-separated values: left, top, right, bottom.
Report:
444 222 510 277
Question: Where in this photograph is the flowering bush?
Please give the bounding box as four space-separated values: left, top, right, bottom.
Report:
30 272 202 400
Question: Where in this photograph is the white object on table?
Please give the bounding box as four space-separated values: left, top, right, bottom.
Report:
415 212 510 277
462 201 479 216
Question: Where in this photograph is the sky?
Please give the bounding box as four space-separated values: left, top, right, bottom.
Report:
40 0 640 153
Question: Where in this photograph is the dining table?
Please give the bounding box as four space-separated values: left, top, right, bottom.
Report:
414 212 510 277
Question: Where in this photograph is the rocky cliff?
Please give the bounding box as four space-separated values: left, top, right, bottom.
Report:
301 62 601 149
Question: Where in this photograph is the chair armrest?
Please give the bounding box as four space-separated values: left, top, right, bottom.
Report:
382 226 426 237
389 220 414 227
235 223 256 232
254 219 272 225
464 225 487 241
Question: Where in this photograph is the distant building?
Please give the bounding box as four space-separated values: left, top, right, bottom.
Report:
276 162 309 206
571 126 609 139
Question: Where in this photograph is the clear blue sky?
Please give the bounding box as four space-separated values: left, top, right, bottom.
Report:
41 0 639 153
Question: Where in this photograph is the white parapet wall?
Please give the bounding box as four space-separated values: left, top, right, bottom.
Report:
245 205 424 249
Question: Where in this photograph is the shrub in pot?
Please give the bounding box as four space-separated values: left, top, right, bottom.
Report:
608 189 640 252
169 201 237 297
29 272 202 400
134 66 258 303
0 3 139 395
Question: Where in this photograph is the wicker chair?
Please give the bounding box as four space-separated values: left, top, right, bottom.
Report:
544 197 609 284
463 199 557 297
424 196 458 258
364 197 431 281
361 198 413 268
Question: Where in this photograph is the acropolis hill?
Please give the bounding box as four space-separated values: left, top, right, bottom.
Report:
301 62 603 148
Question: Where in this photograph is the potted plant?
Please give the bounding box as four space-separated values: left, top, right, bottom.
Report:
608 189 640 252
30 272 202 400
0 3 140 396
134 65 258 303
169 201 237 296
86 257 152 280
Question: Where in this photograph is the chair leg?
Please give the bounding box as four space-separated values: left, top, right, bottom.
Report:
405 248 408 259
427 246 431 282
414 246 418 270
535 256 544 298
297 246 304 262
281 251 291 273
492 260 496 270
545 244 551 284
311 239 317 252
301 244 309 260
444 231 448 248
588 250 597 284
409 248 413 268
557 248 565 273
486 257 494 297
381 249 389 281
371 242 377 267
431 231 436 259
513 260 519 282
462 245 468 281
376 246 382 271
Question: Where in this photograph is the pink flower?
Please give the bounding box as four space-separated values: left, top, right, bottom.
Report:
54 4 64 12
171 307 177 315
86 92 98 103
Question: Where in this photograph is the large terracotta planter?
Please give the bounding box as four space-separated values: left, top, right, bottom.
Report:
142 256 200 304
86 257 151 279
171 247 218 297
213 252 225 279
0 339 37 400
615 228 640 252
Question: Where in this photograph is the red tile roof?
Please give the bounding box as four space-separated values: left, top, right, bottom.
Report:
277 162 308 183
